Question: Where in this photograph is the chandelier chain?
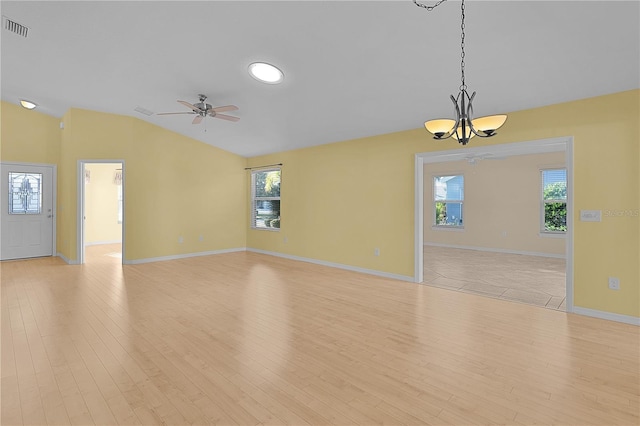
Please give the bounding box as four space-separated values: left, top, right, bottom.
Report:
460 0 466 91
412 0 447 12
415 0 507 145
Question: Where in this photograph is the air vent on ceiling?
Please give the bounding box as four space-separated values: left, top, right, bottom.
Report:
3 16 29 38
134 106 154 116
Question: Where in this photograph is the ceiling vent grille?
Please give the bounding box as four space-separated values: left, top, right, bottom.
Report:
3 16 29 38
134 106 154 116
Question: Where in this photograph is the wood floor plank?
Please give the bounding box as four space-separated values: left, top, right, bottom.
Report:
1 374 23 425
41 337 94 425
1 246 638 425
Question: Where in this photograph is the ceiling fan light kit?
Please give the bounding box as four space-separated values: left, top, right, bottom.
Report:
415 0 507 146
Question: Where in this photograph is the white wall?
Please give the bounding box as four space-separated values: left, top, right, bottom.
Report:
424 151 566 256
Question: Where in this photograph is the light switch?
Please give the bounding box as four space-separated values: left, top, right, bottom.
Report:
580 210 601 222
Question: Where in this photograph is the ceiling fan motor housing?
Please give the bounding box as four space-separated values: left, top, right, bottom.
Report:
194 102 213 113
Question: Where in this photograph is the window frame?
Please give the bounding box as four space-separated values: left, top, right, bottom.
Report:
540 168 567 234
251 168 281 231
432 174 464 229
8 172 43 215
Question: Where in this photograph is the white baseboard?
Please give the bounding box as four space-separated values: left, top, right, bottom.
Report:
572 307 639 326
57 252 79 265
58 247 638 326
123 247 246 265
424 242 565 259
247 248 415 282
84 240 122 246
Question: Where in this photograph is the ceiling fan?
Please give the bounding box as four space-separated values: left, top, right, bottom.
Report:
156 94 239 124
465 153 507 165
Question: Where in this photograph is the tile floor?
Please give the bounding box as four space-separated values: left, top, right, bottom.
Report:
424 246 566 311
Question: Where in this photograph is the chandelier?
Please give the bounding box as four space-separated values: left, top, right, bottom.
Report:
415 0 507 145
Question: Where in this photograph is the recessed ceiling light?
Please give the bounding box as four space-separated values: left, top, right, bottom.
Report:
248 62 284 84
20 99 37 110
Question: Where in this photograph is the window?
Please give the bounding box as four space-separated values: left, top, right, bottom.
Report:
541 169 567 233
433 175 463 227
251 169 281 229
9 172 42 214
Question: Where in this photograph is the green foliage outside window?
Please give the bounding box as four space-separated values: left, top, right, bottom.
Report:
544 181 567 232
435 202 447 225
254 170 280 198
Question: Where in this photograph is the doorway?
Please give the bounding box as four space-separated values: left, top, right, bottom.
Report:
78 160 124 264
414 137 574 313
0 162 57 260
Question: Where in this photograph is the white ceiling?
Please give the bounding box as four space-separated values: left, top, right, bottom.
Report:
2 1 638 157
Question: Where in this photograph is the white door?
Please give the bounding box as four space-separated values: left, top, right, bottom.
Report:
1 163 55 260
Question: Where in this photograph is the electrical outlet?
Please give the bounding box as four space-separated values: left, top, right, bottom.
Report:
283 236 288 244
374 248 380 256
608 277 620 290
198 235 204 242
178 236 184 244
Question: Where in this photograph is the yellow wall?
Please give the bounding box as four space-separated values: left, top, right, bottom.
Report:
247 132 418 277
2 103 247 262
1 101 61 164
60 108 248 261
84 163 122 244
424 152 566 256
247 90 639 318
2 89 638 318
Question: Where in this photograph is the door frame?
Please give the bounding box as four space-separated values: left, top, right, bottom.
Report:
1 161 57 259
77 160 125 264
414 137 574 313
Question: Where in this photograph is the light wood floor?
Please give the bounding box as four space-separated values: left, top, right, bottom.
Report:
424 246 566 311
2 247 638 425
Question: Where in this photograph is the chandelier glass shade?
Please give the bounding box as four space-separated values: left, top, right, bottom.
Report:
416 0 507 145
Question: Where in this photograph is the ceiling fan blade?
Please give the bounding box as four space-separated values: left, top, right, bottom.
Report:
156 112 195 115
214 113 240 122
192 115 203 124
212 105 239 113
178 100 199 111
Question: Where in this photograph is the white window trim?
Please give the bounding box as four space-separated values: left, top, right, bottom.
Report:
251 168 281 231
540 168 567 234
433 174 464 228
431 225 465 232
539 232 566 239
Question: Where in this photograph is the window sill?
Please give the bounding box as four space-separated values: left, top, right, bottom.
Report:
251 227 280 232
539 232 566 238
431 225 464 232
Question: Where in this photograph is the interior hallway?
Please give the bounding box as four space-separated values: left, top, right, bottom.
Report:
85 243 122 263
